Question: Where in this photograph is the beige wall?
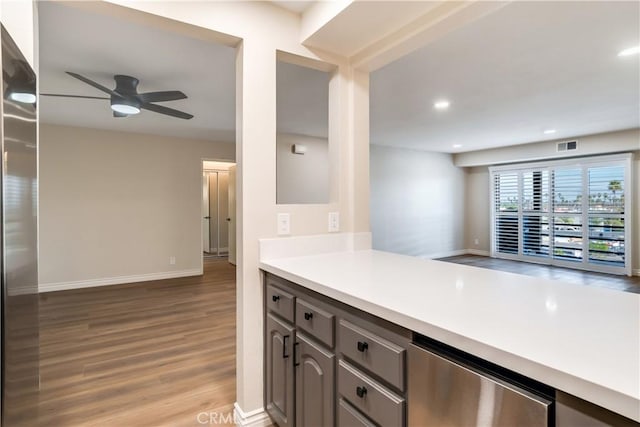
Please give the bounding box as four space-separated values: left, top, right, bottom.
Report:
370 145 465 257
276 133 329 204
464 166 490 253
38 123 234 288
635 155 639 273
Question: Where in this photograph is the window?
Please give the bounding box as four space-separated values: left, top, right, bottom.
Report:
490 154 632 275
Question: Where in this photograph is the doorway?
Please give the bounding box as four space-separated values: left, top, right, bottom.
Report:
202 160 236 262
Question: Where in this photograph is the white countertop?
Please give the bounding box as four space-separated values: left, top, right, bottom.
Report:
260 250 640 422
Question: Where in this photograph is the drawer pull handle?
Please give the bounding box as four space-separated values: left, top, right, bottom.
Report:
272 295 280 302
356 386 367 398
357 341 369 352
293 342 300 366
304 312 313 321
282 335 289 358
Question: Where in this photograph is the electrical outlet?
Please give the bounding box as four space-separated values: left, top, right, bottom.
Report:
474 238 479 246
328 212 340 232
169 256 176 265
277 213 290 235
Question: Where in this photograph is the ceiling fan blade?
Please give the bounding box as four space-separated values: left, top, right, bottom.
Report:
141 102 193 120
40 93 109 100
66 72 120 97
137 90 187 103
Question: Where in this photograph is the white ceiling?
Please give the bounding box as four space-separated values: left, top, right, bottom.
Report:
38 2 237 142
302 1 441 58
271 1 315 15
39 2 640 152
370 1 640 153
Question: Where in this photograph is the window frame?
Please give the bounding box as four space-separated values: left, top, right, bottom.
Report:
489 153 633 276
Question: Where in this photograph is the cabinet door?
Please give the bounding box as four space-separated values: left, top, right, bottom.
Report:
266 313 295 427
296 333 335 427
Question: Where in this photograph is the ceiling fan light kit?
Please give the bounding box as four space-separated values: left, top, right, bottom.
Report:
9 91 36 104
111 97 140 115
41 72 194 120
4 59 37 104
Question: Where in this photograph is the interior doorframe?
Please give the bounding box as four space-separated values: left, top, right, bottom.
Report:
201 158 236 271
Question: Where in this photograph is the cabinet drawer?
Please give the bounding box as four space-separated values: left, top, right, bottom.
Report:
338 399 375 427
296 298 335 348
338 360 405 427
266 283 295 323
338 320 405 390
338 398 375 427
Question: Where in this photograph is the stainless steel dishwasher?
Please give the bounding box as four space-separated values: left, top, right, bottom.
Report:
408 336 554 427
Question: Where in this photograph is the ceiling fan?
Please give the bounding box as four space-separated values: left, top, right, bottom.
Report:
41 72 194 119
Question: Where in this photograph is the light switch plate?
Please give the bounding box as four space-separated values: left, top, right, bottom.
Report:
328 212 339 232
277 213 291 235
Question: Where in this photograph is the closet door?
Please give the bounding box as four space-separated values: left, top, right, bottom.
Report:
202 172 210 253
217 171 229 255
208 172 219 253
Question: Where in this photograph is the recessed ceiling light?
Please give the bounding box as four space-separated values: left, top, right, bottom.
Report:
618 45 640 57
452 144 462 148
543 129 556 134
434 100 450 110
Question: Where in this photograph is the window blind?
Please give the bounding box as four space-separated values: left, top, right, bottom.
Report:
522 170 550 258
588 165 625 266
494 172 519 255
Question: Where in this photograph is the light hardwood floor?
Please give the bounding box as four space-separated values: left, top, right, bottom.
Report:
33 258 237 427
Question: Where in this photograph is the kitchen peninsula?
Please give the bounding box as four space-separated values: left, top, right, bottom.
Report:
260 248 640 426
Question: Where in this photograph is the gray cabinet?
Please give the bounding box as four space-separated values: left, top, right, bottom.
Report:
338 319 405 391
556 391 639 427
295 333 335 427
264 273 409 427
266 313 295 427
338 398 375 427
338 360 405 427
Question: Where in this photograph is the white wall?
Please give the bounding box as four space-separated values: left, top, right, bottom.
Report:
276 133 329 204
0 0 36 68
38 123 234 290
370 145 465 258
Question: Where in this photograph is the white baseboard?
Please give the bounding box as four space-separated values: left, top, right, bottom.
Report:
39 268 203 293
419 249 468 260
233 403 271 427
206 247 229 253
466 248 491 256
419 249 491 260
633 269 640 277
7 286 38 296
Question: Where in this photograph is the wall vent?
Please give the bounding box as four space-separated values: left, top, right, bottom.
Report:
557 140 578 152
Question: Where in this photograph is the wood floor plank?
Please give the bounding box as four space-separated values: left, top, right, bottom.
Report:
30 258 237 427
437 254 640 293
